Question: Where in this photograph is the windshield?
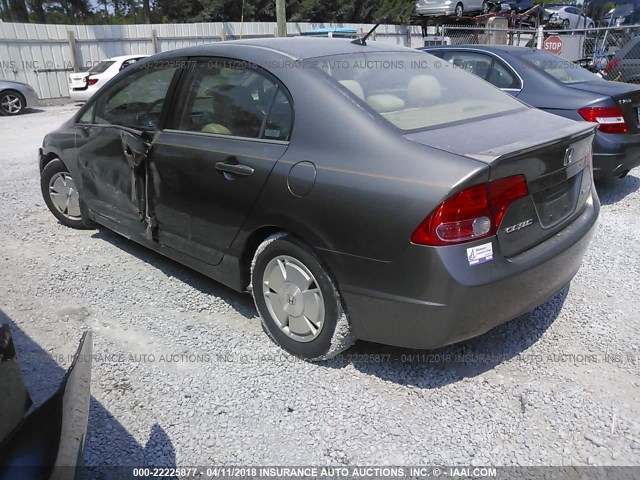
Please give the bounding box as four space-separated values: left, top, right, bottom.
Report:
89 61 115 74
519 50 601 84
313 52 524 132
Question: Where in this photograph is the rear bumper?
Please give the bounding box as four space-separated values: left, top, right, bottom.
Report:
325 194 599 350
69 87 94 102
415 4 456 15
593 130 640 178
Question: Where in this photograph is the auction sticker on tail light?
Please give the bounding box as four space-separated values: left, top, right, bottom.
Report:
467 242 494 266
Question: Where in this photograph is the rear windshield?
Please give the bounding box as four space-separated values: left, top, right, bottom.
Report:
313 51 524 132
518 50 600 84
89 61 115 74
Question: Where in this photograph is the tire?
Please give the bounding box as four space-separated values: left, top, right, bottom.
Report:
587 22 594 29
481 0 488 13
455 2 464 16
250 233 354 361
562 19 570 29
41 159 93 229
0 90 25 116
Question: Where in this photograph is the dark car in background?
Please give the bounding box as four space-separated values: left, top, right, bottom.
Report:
0 325 92 478
602 3 639 26
39 39 598 360
423 45 640 179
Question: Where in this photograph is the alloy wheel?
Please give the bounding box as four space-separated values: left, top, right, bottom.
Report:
0 93 22 115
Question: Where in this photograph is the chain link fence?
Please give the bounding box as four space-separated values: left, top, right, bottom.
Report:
424 24 640 84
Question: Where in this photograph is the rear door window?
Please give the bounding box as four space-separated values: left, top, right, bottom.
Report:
171 61 292 141
442 51 492 80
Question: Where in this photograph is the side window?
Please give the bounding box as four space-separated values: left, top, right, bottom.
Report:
172 61 292 140
442 51 492 80
94 65 178 130
77 103 94 124
487 60 520 89
264 90 292 141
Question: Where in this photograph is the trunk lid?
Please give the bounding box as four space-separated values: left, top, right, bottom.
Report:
405 108 596 256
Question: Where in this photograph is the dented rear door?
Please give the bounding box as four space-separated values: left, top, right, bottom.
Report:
149 59 292 266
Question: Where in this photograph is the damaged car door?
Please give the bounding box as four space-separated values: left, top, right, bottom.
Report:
75 64 179 237
148 59 292 265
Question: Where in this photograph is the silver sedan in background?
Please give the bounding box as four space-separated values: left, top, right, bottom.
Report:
0 79 39 116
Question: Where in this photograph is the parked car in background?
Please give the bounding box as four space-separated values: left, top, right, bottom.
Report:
601 36 640 83
423 45 640 179
548 5 594 28
602 3 639 26
40 38 598 360
541 3 565 24
0 324 92 476
69 54 149 102
500 0 535 13
415 0 487 17
0 79 39 116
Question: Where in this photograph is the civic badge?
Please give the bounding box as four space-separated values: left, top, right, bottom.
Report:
563 147 574 167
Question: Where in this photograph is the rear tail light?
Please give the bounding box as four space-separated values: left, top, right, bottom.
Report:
578 106 628 134
411 175 529 246
87 77 99 86
603 58 620 73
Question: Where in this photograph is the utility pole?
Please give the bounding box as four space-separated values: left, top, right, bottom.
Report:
276 0 286 37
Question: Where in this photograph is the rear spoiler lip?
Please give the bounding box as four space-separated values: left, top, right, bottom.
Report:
464 124 597 164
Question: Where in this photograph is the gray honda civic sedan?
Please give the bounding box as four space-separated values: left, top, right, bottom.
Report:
39 38 599 360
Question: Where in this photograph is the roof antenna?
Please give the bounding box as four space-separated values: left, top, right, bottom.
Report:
352 22 381 46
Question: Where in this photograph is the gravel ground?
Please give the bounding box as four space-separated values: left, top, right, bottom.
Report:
1 105 639 470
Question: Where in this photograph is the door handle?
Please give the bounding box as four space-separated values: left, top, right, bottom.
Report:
215 161 254 177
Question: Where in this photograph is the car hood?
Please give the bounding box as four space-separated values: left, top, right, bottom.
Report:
404 107 593 163
567 80 640 97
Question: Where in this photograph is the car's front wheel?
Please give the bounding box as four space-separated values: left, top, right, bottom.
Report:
251 233 354 360
0 90 25 116
41 159 92 229
455 2 464 16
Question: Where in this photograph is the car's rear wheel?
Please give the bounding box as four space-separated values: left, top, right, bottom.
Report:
251 233 354 360
455 2 464 16
41 159 92 229
0 90 25 116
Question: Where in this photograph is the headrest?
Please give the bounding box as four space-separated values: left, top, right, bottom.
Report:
339 80 365 100
366 94 406 113
407 75 441 105
201 123 232 135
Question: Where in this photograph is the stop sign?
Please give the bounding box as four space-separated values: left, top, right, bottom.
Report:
543 35 563 55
